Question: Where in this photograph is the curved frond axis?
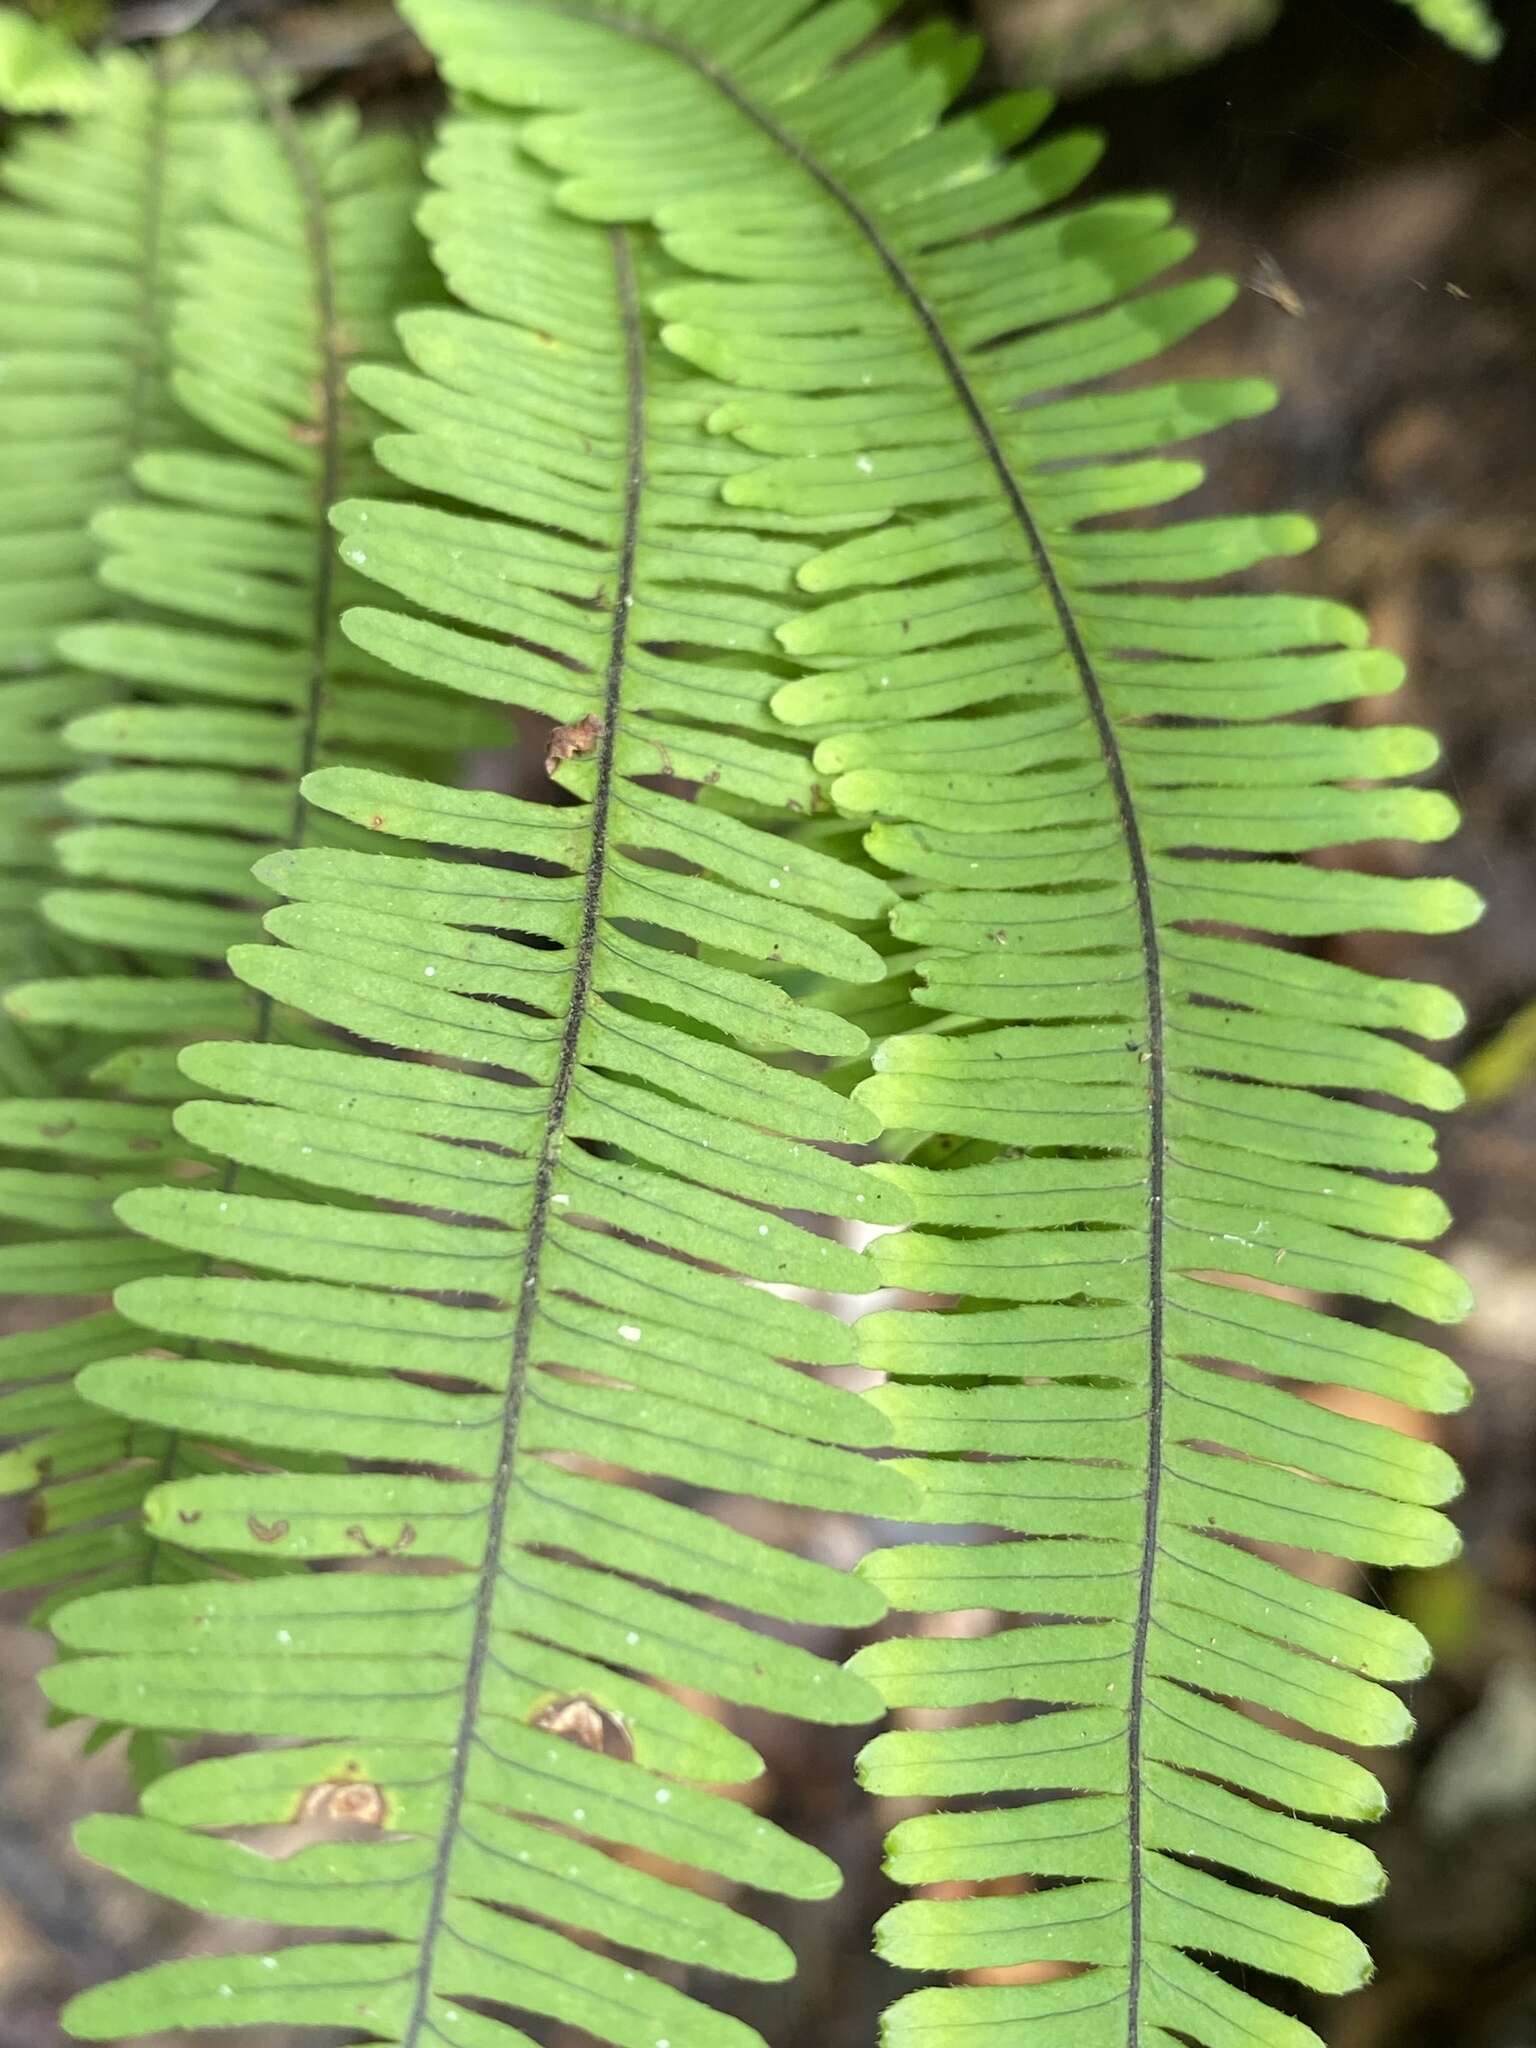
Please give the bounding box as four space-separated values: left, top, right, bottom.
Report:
0 43 252 994
400 6 1483 2043
53 121 911 2048
0 101 448 1610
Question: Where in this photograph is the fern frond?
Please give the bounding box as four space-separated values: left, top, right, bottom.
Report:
0 98 448 1605
0 44 252 989
399 7 1483 2043
18 100 446 1041
51 117 911 2045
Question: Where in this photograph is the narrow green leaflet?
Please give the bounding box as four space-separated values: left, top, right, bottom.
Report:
1391 0 1502 58
0 99 448 1607
398 6 1481 2045
0 5 104 114
0 42 252 991
56 117 911 2048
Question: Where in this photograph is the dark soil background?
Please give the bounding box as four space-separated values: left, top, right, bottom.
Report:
1 2 1533 2043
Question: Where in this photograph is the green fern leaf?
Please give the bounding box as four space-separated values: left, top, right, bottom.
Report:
397 6 1482 2043
0 45 258 990
53 114 911 2045
0 4 102 113
1391 0 1502 58
0 97 451 1606
26 103 457 1029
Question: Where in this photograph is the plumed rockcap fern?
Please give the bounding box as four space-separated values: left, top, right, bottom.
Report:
47 113 913 2047
395 5 1481 2045
0 43 252 994
0 7 1479 2046
0 93 469 1611
19 99 452 1056
0 44 256 1615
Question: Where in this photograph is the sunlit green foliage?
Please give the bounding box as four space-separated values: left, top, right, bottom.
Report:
0 9 1474 2047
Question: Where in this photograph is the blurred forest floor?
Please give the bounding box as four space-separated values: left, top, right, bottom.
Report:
1 1 1533 2044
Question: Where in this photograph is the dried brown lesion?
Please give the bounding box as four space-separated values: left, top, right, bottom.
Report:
544 712 604 779
531 1692 633 1761
299 1778 388 1827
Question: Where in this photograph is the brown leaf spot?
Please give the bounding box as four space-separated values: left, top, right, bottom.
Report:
544 713 604 779
247 1515 289 1543
532 1693 632 1760
300 1778 388 1827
